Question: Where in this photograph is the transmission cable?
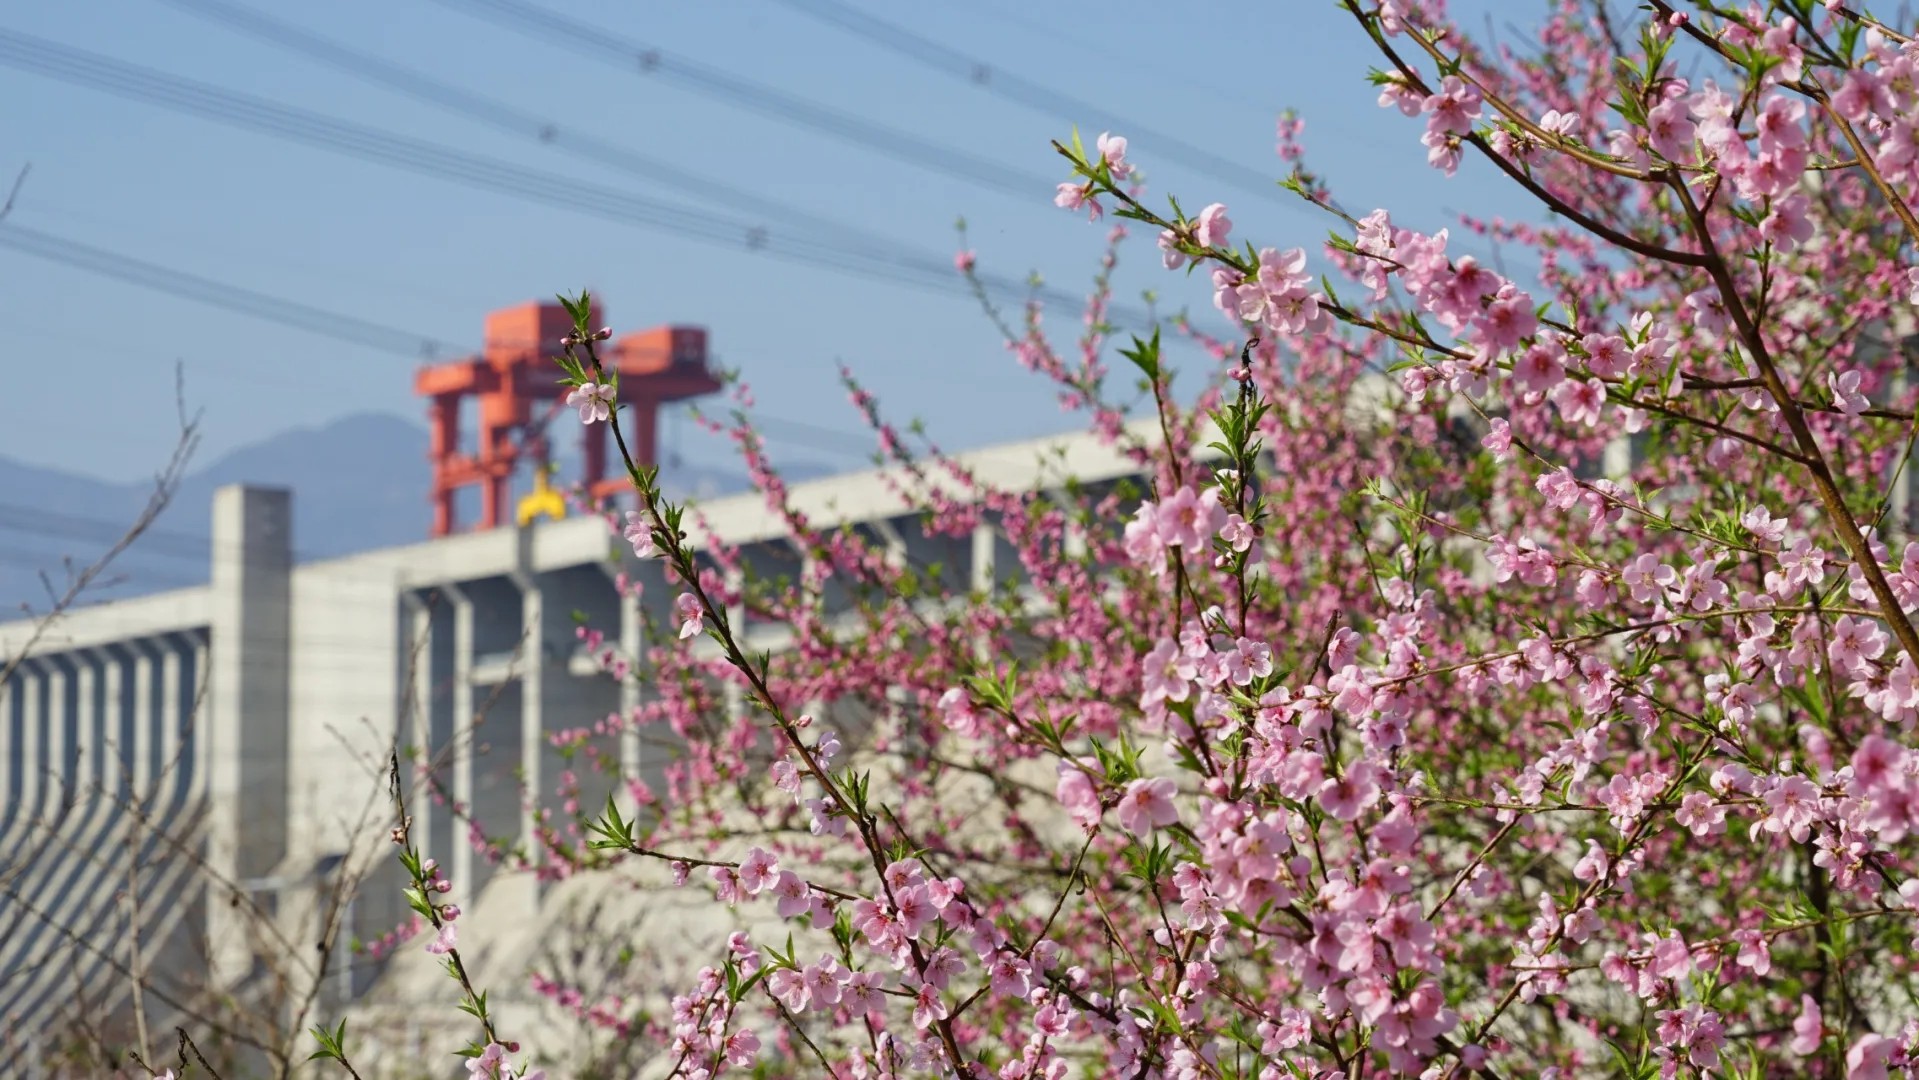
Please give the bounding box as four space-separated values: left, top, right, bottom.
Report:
0 222 456 359
420 0 1049 199
767 0 1294 207
144 0 1098 316
0 29 1142 316
0 222 902 463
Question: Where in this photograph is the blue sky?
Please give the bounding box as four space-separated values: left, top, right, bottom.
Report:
1 0 1531 485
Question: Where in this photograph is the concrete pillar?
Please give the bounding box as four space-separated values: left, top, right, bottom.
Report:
3 661 41 845
512 569 544 877
443 582 477 906
45 657 70 822
0 674 12 834
970 520 996 595
970 522 998 667
207 485 293 984
607 569 644 787
722 566 746 724
159 640 184 794
1890 336 1919 547
73 650 100 799
871 518 908 576
404 592 434 868
130 642 155 798
100 646 128 798
1601 434 1634 481
1047 487 1090 562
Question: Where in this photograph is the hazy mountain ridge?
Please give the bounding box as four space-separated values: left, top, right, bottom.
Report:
0 412 830 613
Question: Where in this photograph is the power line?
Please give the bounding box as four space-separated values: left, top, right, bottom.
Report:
145 0 1103 318
0 223 455 359
0 506 213 560
766 0 1295 207
0 28 1156 323
958 0 1277 115
0 31 933 289
0 222 896 464
2 311 884 455
420 0 1050 200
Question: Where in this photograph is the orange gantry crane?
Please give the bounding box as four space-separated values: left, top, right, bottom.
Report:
415 300 722 536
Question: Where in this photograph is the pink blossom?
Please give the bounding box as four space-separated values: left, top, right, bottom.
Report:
1648 932 1692 980
1519 339 1565 395
1194 203 1232 247
1055 762 1101 829
841 970 885 1019
1142 638 1196 707
1422 75 1481 135
1095 131 1131 178
1741 506 1786 546
1421 128 1462 175
1683 288 1728 333
1538 109 1579 137
1054 182 1100 220
1219 514 1254 553
1732 928 1771 975
1758 775 1821 843
1760 194 1813 251
710 866 748 906
1847 1033 1896 1080
1116 777 1179 835
1829 615 1887 676
674 592 704 640
1830 369 1871 416
1644 98 1696 160
1549 377 1604 427
984 951 1033 1001
937 687 984 739
425 922 457 955
911 983 949 1030
767 966 808 1011
1674 792 1726 837
1481 417 1513 460
894 885 936 936
737 847 779 896
1789 994 1822 1055
621 511 660 558
800 956 842 1006
1317 762 1383 821
1834 68 1889 121
769 870 811 918
721 1029 759 1068
1156 229 1186 271
566 382 615 424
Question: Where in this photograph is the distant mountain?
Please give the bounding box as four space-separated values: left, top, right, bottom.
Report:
0 412 832 614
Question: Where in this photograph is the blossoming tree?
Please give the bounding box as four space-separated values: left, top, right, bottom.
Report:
299 1 1919 1078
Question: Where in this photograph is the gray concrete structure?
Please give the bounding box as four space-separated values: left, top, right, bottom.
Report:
0 423 1156 1051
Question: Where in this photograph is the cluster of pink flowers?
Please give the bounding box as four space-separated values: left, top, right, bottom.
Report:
374 4 1919 1079
354 914 424 962
419 858 460 955
464 1041 544 1080
1121 484 1252 572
